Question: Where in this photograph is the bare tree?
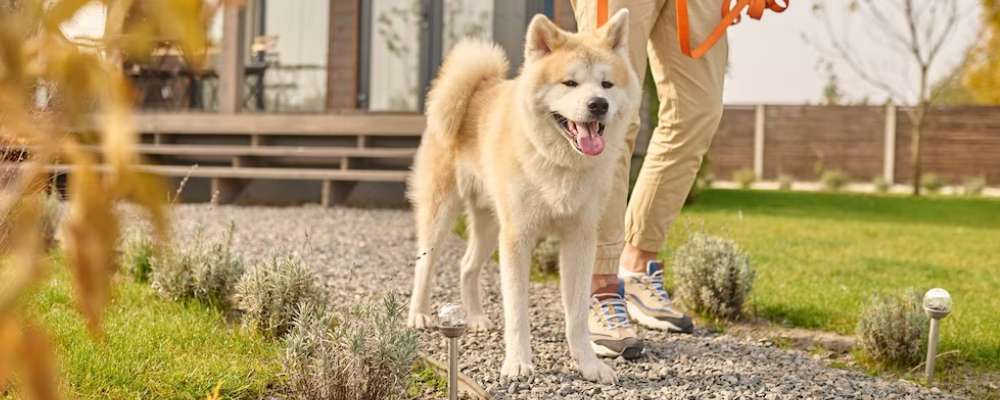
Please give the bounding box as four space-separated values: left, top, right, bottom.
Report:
810 0 967 195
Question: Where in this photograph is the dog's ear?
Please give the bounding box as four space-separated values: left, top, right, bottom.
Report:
599 9 630 55
525 14 566 62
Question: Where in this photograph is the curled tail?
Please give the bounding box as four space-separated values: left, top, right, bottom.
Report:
425 39 508 142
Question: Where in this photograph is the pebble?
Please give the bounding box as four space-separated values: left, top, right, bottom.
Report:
146 205 963 400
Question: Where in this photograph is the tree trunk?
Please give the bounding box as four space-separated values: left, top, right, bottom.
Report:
911 63 930 197
910 105 927 196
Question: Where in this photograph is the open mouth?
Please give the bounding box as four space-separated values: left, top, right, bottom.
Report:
551 112 606 156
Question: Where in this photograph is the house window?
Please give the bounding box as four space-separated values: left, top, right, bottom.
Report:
367 0 422 112
362 0 493 112
254 0 330 112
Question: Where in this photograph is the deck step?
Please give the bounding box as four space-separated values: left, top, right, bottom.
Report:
42 164 410 182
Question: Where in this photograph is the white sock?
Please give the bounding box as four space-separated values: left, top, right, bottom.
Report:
618 264 645 279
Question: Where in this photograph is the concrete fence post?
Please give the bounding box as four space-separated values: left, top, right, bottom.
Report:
883 103 897 184
753 104 766 180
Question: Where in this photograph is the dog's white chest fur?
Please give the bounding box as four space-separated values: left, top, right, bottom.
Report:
529 164 611 217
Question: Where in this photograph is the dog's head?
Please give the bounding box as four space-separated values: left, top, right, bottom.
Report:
520 9 638 160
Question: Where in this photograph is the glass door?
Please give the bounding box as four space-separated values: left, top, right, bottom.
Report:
361 0 493 112
365 0 423 112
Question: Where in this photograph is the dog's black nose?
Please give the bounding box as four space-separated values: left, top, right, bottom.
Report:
588 97 609 116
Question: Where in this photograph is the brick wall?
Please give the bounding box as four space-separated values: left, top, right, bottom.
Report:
326 0 359 111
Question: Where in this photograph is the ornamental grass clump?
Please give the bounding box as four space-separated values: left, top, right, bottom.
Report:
235 256 326 338
0 2 209 396
282 294 418 400
856 289 928 367
820 169 848 192
733 168 755 190
921 173 944 194
778 174 794 191
122 233 155 283
961 176 985 197
872 176 890 193
672 233 755 320
150 247 201 301
150 225 244 307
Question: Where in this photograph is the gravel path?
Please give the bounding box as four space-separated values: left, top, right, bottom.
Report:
161 204 958 400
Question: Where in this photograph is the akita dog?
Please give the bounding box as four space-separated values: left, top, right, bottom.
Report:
407 10 639 383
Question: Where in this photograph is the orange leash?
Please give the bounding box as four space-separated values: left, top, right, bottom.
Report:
597 0 609 27
596 0 789 59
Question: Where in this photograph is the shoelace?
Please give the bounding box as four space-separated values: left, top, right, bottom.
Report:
646 269 672 302
592 293 631 330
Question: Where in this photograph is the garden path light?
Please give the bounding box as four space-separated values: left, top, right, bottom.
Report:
437 303 467 400
922 288 952 384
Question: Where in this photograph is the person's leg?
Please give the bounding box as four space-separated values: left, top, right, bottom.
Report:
626 0 727 260
572 0 665 359
572 0 664 296
619 0 728 332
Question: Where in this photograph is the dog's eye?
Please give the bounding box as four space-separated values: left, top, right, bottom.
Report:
562 80 578 87
602 81 614 89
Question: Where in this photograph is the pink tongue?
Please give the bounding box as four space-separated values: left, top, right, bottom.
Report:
574 121 604 156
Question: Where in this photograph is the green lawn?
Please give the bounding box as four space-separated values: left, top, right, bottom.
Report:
21 265 282 399
663 189 1000 369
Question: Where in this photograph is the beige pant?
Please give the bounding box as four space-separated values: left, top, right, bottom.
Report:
570 0 728 274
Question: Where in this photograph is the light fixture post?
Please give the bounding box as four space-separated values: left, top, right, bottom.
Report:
925 317 941 382
437 304 467 400
922 288 952 385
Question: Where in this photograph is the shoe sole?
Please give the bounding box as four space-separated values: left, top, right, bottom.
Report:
591 342 644 360
627 303 691 333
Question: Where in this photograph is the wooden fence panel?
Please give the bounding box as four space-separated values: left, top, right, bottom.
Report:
707 106 755 180
894 107 1000 185
762 106 884 181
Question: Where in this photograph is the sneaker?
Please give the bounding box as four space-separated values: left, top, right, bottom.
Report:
621 261 695 334
588 284 645 360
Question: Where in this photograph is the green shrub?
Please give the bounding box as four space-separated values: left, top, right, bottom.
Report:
778 174 794 191
532 236 559 276
122 233 155 283
872 176 890 193
856 290 929 367
921 173 944 194
820 169 848 192
150 248 200 301
235 256 326 338
193 238 245 307
732 168 755 190
151 225 244 307
961 176 986 197
672 233 755 320
282 293 418 400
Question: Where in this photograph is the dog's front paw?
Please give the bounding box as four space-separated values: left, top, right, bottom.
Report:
578 359 617 384
466 314 492 332
407 311 434 329
500 358 535 379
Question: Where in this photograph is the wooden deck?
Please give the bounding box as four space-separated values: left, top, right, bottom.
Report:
132 112 426 136
55 112 427 205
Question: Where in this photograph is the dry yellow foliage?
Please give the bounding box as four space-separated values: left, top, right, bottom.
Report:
0 0 218 398
960 0 1000 104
